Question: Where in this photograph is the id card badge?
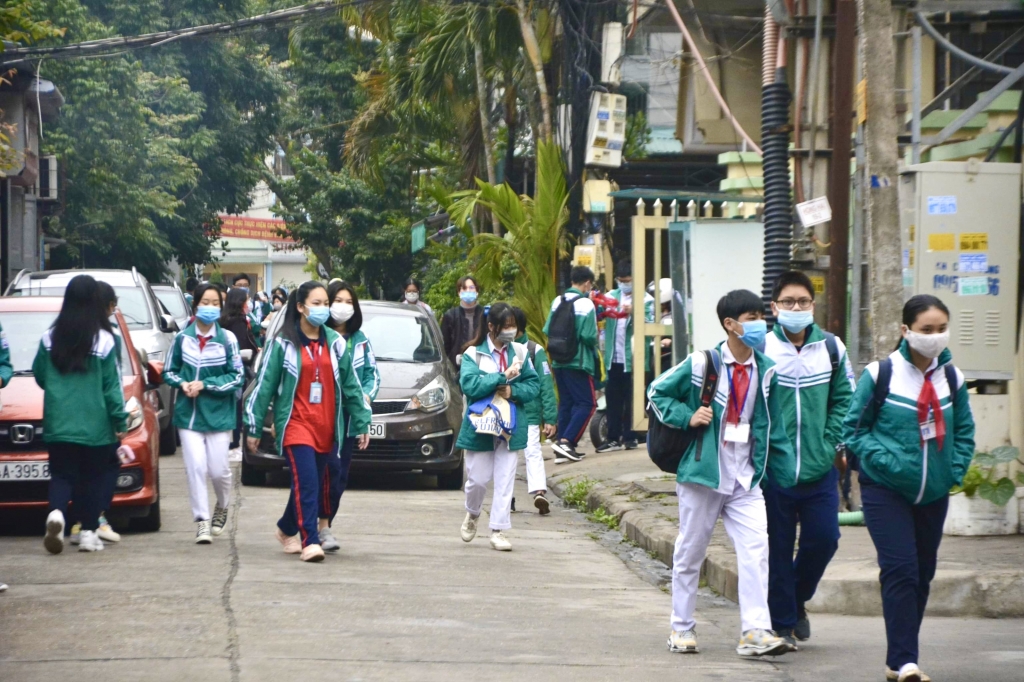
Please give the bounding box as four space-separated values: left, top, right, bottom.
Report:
920 419 937 441
309 382 323 404
724 422 751 443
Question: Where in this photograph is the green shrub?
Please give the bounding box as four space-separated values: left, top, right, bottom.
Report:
950 446 1022 507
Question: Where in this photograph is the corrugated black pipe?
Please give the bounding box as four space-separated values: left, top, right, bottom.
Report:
760 67 793 321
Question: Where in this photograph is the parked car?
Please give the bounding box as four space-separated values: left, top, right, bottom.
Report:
241 301 464 489
5 268 180 455
0 297 163 530
151 282 191 331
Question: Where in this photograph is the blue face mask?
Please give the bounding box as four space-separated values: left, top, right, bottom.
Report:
777 310 814 334
734 319 767 348
195 305 220 324
460 290 478 304
618 281 633 294
304 305 330 327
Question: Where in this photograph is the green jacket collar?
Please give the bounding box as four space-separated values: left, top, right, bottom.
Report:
771 321 825 346
183 320 225 343
566 287 584 296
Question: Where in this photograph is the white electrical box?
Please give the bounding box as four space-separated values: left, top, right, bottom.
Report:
899 161 1021 380
584 92 628 168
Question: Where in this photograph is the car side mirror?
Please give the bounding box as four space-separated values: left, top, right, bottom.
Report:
159 314 177 333
147 360 164 389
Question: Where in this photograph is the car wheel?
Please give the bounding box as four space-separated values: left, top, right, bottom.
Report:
589 410 608 448
241 457 266 486
158 420 177 455
132 473 161 532
437 463 464 490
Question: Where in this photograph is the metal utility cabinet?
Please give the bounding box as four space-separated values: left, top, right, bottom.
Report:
899 161 1021 380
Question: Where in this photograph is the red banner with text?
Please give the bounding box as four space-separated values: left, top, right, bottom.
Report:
218 215 294 243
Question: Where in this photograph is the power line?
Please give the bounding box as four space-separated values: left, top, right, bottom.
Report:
0 0 373 63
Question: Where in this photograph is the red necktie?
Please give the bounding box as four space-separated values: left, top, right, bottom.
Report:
197 335 210 352
498 349 507 373
918 370 946 449
726 364 750 425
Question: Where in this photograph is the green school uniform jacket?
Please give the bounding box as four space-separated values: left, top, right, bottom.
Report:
456 339 540 452
762 323 855 485
516 334 557 427
33 329 128 446
162 322 245 433
244 325 372 453
346 329 381 401
646 343 796 490
602 289 656 374
543 287 599 375
843 342 975 505
0 321 13 387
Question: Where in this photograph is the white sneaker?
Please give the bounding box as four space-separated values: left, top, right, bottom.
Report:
736 629 789 657
211 507 228 536
460 513 478 542
489 530 512 551
97 516 121 543
195 520 213 544
78 530 104 552
228 448 243 462
44 510 65 555
69 521 82 546
667 628 699 653
897 664 923 682
0 581 7 592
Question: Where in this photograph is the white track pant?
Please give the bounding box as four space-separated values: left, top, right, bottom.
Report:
179 429 232 522
464 441 519 531
670 481 771 634
524 425 547 493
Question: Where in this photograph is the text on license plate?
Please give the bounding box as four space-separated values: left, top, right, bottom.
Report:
368 422 386 439
0 461 50 481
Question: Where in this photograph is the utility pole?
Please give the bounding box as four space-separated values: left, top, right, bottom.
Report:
827 0 856 338
859 0 904 359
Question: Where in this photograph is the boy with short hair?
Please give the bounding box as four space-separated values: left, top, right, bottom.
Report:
763 271 854 648
648 289 794 658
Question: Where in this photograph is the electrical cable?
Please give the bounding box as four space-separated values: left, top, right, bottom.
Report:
915 11 1015 75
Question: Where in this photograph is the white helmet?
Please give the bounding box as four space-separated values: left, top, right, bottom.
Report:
649 277 673 304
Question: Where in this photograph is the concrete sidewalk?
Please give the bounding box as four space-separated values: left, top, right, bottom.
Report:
539 443 1024 618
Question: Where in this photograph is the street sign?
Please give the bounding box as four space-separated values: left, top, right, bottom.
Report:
411 222 426 253
796 196 833 228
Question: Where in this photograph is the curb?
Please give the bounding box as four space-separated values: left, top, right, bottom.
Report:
547 473 1024 618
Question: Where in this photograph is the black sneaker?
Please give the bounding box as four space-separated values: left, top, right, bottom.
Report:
595 440 625 453
776 628 799 652
551 440 583 462
624 439 639 450
794 605 810 641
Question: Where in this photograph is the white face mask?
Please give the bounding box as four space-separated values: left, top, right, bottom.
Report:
405 291 419 304
904 329 950 359
330 302 355 324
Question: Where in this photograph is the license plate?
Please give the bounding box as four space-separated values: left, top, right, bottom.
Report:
368 422 386 439
0 461 50 481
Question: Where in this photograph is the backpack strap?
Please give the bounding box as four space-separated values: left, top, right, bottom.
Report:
694 349 721 462
823 331 840 372
873 358 893 408
527 340 538 364
943 362 958 394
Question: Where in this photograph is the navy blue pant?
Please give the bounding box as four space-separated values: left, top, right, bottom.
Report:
48 442 119 533
765 466 841 630
860 473 948 670
605 363 635 443
278 443 336 548
554 368 596 446
320 437 355 525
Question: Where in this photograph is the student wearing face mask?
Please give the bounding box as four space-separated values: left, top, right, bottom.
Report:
441 276 485 369
648 289 794 659
761 272 854 649
400 277 433 316
457 303 540 551
320 280 380 551
163 283 245 544
844 295 974 682
244 281 372 562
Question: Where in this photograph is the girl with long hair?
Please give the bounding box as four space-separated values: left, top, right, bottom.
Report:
319 280 381 551
35 274 128 554
221 287 260 453
844 295 975 682
400 277 433 316
244 281 372 562
163 283 245 543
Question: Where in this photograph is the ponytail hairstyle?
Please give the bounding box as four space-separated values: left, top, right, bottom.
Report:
896 294 951 350
278 280 328 348
50 274 105 374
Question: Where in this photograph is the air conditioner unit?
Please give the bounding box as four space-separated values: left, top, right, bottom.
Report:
37 155 58 201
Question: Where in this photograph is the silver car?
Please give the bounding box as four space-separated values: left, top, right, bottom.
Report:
151 282 191 332
5 268 180 455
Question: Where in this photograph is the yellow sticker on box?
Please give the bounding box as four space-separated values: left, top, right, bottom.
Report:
959 232 988 252
928 233 955 251
809 276 825 294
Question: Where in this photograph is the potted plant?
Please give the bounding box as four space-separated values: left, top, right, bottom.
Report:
944 446 1022 536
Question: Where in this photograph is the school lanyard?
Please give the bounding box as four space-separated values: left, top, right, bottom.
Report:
304 340 322 383
726 364 750 425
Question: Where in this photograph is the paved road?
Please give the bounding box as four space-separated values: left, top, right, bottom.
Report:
1 451 1021 681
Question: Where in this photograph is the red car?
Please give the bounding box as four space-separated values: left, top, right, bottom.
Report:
0 297 162 530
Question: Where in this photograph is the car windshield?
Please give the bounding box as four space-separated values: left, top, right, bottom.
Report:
154 289 189 319
12 285 152 330
0 311 133 376
362 311 441 363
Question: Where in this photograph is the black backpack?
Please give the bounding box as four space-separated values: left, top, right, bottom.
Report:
546 294 579 364
647 349 721 474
